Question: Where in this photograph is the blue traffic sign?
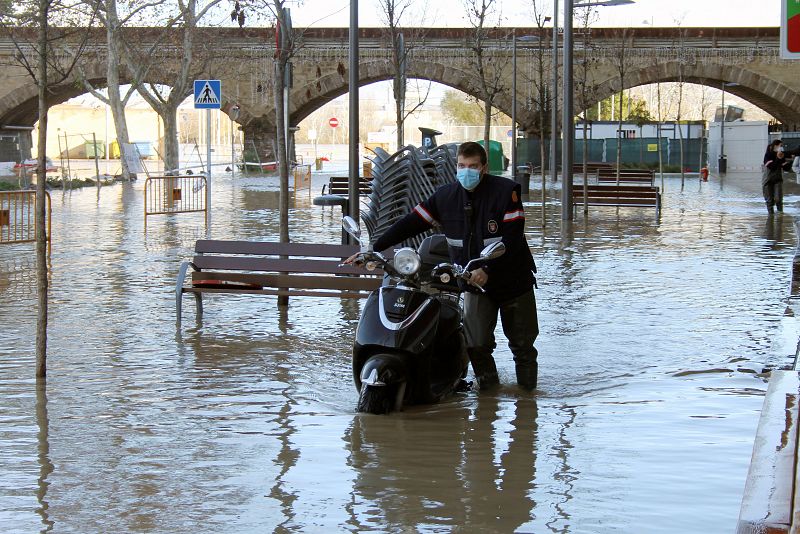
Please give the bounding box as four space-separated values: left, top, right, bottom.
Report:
194 80 221 109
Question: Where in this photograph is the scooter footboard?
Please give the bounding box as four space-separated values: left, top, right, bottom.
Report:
359 353 409 388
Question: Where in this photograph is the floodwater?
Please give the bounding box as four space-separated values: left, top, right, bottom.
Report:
1 167 799 533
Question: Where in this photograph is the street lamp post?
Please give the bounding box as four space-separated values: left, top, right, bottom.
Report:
719 81 738 174
551 1 559 187
561 0 634 221
348 0 359 236
562 0 574 221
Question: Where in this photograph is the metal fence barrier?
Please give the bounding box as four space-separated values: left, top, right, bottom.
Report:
294 164 312 198
0 190 51 245
144 175 207 230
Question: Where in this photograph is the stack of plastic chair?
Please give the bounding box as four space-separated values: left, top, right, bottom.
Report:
426 143 458 187
362 144 456 250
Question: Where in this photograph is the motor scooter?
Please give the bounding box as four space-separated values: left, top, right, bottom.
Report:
341 216 505 414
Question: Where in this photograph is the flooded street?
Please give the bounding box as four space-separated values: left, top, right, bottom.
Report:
1 169 798 533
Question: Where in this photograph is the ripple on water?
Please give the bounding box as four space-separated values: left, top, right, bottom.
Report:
0 174 795 532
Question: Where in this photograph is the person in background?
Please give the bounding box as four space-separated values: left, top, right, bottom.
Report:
346 142 539 391
763 139 789 214
792 153 800 175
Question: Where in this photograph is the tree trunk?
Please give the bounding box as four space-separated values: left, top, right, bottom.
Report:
483 102 491 165
35 0 49 379
657 83 664 190
678 122 685 187
162 108 180 174
616 91 623 185
105 0 134 180
582 120 589 214
677 83 685 186
274 60 289 245
539 132 546 227
395 97 404 150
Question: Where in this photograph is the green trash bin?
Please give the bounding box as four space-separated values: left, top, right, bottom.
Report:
476 139 506 175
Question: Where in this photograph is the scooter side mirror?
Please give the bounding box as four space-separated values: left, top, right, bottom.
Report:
479 241 506 260
464 242 505 272
342 216 361 240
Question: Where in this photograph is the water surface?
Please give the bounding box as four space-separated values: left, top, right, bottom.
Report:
1 170 797 533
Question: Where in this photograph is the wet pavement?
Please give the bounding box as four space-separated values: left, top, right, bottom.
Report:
1 168 799 533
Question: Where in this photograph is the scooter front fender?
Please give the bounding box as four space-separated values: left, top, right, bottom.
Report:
357 353 409 390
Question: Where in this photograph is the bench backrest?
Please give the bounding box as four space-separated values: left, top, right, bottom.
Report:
596 169 654 176
575 185 659 194
325 176 372 196
573 185 661 207
193 240 377 276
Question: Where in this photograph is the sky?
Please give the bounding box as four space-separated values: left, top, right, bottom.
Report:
287 0 782 28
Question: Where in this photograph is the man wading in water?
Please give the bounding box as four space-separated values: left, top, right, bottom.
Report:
347 142 540 390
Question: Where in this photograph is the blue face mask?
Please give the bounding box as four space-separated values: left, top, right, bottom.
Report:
456 168 482 191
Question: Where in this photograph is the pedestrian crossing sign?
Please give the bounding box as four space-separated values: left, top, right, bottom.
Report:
194 80 221 109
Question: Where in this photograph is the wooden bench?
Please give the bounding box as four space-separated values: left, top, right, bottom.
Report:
530 162 612 174
573 184 661 215
737 370 800 533
321 176 372 196
596 168 655 186
176 240 382 322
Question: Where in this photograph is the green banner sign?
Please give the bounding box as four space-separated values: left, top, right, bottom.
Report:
784 0 800 57
781 0 800 59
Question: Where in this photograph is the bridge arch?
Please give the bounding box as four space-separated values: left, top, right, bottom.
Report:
288 58 533 131
0 63 190 127
587 62 800 127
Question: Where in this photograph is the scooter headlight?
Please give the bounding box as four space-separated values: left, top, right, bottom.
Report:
393 247 421 276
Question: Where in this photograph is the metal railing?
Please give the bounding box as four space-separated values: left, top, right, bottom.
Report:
0 190 51 245
293 164 312 197
144 175 207 230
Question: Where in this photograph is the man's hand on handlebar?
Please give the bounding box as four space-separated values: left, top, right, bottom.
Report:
343 252 364 266
468 268 488 288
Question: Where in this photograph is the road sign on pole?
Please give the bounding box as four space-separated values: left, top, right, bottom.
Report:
193 79 221 229
194 80 221 109
782 0 800 59
329 117 339 128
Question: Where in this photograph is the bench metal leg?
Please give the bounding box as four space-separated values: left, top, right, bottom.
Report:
176 261 200 325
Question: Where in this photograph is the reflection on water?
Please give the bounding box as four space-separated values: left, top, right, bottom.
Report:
0 172 797 532
35 382 54 533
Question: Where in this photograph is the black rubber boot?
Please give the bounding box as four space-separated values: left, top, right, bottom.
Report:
515 362 538 391
468 349 499 391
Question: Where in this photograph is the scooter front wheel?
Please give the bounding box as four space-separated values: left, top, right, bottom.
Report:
357 382 406 415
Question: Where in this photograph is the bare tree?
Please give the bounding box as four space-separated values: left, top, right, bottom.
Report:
696 81 709 174
125 0 224 174
79 0 178 181
378 0 431 150
463 0 508 151
1 0 97 378
673 23 687 186
574 5 597 212
517 1 552 223
611 27 631 184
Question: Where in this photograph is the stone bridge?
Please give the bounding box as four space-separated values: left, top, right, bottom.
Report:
1 26 798 159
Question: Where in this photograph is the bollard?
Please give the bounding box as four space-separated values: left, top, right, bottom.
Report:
313 194 350 244
516 165 531 195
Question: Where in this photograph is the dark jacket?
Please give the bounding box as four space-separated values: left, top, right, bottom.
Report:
764 149 788 185
372 174 536 303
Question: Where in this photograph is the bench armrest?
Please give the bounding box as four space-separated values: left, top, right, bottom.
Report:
176 261 200 295
176 261 201 325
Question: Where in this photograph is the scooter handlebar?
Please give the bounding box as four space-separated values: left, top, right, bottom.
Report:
432 263 486 293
